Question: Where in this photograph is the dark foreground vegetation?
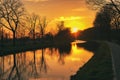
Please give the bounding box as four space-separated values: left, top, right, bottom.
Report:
0 28 73 56
0 0 119 79
79 27 120 42
70 0 120 79
71 41 113 80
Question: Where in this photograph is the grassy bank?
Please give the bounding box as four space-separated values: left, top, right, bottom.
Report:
71 42 113 80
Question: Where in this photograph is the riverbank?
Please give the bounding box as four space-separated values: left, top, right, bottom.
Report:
71 41 113 80
107 42 120 80
0 39 71 56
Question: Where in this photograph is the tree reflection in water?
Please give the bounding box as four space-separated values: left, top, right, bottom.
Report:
0 48 65 80
28 50 38 78
0 42 93 80
57 45 71 64
8 54 20 80
0 55 12 80
39 48 48 73
0 56 4 79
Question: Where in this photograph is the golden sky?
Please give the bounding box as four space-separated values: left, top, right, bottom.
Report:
22 0 96 33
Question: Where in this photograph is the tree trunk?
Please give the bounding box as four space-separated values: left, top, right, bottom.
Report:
1 27 4 48
33 30 35 40
13 31 16 46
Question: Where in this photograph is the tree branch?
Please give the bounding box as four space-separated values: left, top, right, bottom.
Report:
111 0 120 14
0 22 12 30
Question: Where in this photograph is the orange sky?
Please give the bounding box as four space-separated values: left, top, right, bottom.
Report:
22 0 96 33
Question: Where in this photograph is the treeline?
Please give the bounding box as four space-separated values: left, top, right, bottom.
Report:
79 27 120 41
78 0 120 42
71 0 120 80
0 0 75 48
0 27 74 56
0 0 74 55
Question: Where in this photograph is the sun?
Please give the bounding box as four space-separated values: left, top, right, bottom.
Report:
71 27 79 33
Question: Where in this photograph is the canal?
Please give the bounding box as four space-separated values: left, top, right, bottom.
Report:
0 41 94 80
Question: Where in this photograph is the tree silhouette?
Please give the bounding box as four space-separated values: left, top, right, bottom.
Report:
86 0 120 30
38 17 48 38
26 13 39 39
86 0 120 14
16 21 27 38
94 4 111 29
56 21 65 32
0 0 25 46
0 26 4 48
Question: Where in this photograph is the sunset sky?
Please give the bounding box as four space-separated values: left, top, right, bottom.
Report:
22 0 96 33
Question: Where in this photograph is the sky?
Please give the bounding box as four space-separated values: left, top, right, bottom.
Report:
22 0 96 33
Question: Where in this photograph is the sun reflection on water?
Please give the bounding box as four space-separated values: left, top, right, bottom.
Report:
0 42 94 80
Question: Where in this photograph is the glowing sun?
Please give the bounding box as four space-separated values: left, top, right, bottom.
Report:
71 27 79 33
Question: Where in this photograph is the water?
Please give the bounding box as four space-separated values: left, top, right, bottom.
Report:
0 41 93 80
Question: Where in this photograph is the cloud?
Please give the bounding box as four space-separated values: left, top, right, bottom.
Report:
54 16 83 21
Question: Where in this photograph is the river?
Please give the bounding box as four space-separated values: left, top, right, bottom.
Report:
0 41 93 80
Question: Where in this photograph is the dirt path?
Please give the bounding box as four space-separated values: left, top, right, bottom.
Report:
107 42 120 80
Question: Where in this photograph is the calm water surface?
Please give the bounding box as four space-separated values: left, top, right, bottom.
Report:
0 41 93 80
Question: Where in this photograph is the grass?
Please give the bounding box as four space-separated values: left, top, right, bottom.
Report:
71 41 113 80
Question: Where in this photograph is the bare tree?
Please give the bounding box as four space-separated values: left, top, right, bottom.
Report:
86 0 107 10
0 0 25 46
86 0 120 29
94 4 112 28
26 13 38 39
38 17 48 38
86 0 120 14
16 21 27 38
110 0 120 14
